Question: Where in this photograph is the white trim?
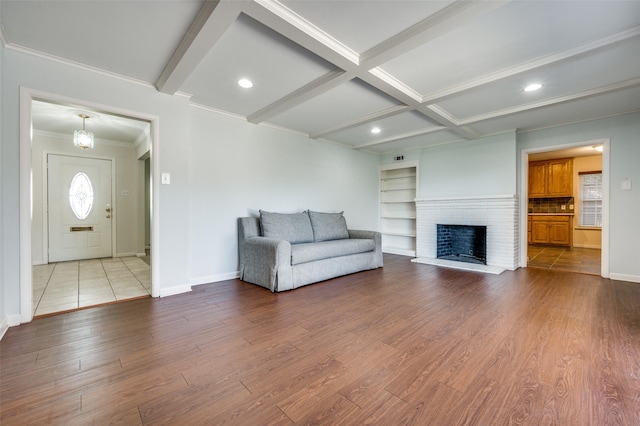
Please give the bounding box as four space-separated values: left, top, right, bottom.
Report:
34 129 139 149
0 317 8 341
19 87 162 322
6 43 155 89
520 138 610 278
382 247 416 257
159 284 192 298
609 273 640 284
190 271 240 286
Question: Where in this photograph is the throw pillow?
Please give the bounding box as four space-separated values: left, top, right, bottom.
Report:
308 210 349 242
259 210 314 244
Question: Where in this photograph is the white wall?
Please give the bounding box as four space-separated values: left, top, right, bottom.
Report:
380 132 517 199
518 113 640 282
187 105 380 285
0 47 381 325
31 132 143 263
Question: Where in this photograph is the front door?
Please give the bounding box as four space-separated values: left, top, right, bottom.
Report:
48 154 113 262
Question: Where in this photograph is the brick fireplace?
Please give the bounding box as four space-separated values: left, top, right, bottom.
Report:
412 195 519 273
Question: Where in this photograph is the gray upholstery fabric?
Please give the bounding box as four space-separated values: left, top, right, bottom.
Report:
259 210 314 244
291 239 375 265
238 216 383 292
308 210 349 242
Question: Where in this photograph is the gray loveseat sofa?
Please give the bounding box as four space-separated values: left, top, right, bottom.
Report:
238 210 383 292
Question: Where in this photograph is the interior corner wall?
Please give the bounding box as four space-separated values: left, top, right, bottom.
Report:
415 132 517 198
517 112 640 281
187 105 381 284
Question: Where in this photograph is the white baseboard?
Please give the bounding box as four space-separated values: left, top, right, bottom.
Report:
609 273 640 284
190 271 240 287
1 314 22 342
0 316 8 341
382 248 416 257
159 284 192 298
135 252 147 258
115 252 137 258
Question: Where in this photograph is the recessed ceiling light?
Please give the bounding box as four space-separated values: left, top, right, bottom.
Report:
238 78 253 89
524 83 542 92
371 127 381 134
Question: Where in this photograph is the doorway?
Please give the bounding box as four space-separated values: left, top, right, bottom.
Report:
20 88 160 321
520 140 609 278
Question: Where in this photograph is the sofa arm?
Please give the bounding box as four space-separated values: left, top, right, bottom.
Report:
348 229 383 267
239 237 293 292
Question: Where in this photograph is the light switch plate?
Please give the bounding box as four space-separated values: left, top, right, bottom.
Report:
622 178 631 190
161 173 171 185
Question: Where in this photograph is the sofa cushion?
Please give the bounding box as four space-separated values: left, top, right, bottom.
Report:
260 210 314 244
308 210 349 242
291 239 375 265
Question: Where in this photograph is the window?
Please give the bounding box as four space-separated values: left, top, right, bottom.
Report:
578 171 602 227
69 172 94 220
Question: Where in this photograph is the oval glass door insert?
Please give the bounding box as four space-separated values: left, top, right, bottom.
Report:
69 172 94 220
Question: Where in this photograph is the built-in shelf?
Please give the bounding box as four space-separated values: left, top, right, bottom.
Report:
380 161 418 257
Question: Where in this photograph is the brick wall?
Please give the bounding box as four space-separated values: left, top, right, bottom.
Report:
415 195 519 270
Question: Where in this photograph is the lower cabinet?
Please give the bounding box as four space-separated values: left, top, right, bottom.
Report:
529 215 572 246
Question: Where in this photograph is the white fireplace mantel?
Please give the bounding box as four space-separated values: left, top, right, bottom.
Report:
412 195 519 273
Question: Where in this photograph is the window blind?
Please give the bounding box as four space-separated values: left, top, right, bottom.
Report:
578 171 602 227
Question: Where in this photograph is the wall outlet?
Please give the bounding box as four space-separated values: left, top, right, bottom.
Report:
121 190 130 197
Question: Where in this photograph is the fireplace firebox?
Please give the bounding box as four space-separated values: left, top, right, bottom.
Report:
436 224 487 265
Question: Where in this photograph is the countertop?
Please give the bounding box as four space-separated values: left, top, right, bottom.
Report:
528 213 574 216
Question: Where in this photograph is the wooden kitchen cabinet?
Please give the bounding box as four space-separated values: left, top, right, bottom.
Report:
529 215 572 246
528 158 573 198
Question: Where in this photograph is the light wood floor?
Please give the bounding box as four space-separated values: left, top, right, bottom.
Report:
32 257 151 317
2 254 639 425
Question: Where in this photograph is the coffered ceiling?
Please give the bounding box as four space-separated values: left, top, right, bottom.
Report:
2 0 639 153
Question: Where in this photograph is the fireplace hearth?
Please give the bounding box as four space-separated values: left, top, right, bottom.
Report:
437 224 487 265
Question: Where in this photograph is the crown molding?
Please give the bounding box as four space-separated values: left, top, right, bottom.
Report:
4 42 156 90
253 0 359 65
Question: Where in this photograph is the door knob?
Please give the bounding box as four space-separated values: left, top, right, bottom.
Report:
106 214 111 219
106 207 111 212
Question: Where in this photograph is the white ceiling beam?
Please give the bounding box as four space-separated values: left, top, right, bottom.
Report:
309 105 411 139
156 0 244 94
247 69 350 124
421 25 640 105
353 126 447 150
458 77 640 125
359 0 511 68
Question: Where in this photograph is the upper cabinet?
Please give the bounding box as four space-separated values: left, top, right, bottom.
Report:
528 158 573 198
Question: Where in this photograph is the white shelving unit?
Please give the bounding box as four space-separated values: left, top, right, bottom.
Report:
380 161 418 256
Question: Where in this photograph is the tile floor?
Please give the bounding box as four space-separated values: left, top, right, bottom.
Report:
33 257 151 317
527 245 601 275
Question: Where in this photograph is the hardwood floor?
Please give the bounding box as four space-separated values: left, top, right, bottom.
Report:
2 254 639 425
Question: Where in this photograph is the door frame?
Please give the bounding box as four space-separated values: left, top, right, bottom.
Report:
519 138 610 278
19 87 161 323
42 152 117 263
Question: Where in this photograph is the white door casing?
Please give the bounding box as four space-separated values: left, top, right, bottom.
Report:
48 154 113 262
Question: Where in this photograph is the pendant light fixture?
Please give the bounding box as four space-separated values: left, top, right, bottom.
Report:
74 113 94 149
